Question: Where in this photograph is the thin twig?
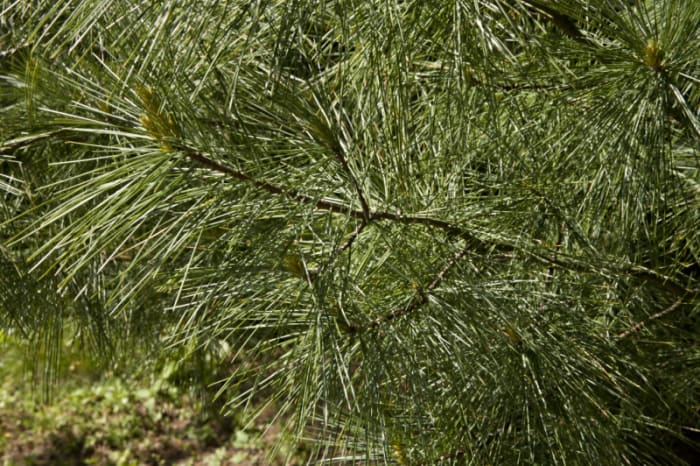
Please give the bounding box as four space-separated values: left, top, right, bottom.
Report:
185 150 362 217
356 243 473 333
618 294 689 339
337 221 367 255
332 145 371 222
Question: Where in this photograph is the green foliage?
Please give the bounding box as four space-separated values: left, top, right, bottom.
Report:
1 0 699 464
0 371 294 465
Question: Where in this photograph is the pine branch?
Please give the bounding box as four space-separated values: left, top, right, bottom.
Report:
184 150 358 216
182 148 503 252
337 221 367 255
330 140 371 222
352 243 473 334
617 293 693 339
186 148 695 303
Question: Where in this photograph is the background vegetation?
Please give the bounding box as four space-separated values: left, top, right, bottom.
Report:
0 329 307 465
1 0 699 464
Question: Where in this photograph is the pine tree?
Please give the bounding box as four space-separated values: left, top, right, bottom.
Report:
1 1 699 463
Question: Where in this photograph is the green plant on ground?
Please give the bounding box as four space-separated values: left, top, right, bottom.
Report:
0 357 299 466
1 0 699 464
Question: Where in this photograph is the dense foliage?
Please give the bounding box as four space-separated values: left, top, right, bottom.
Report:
1 0 699 463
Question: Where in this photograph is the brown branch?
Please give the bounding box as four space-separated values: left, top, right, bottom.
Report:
332 145 371 222
469 73 573 93
352 243 473 334
617 294 689 339
337 221 367 255
184 148 696 305
314 221 368 289
183 148 509 253
369 210 501 255
529 244 696 299
185 150 364 217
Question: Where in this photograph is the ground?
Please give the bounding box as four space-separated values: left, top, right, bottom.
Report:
0 374 304 466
